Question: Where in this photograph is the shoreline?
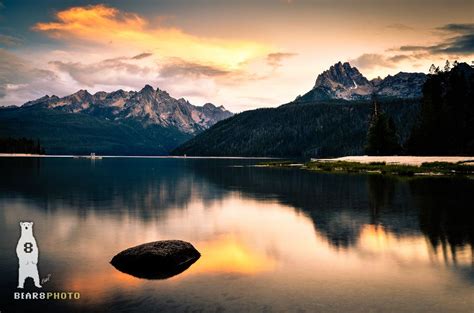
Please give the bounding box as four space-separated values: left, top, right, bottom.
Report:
261 156 474 177
0 153 278 160
314 156 474 166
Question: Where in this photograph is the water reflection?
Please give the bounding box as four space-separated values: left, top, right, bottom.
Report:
0 157 473 312
413 178 474 266
191 164 474 263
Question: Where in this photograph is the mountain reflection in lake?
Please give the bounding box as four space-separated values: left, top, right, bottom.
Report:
0 158 473 313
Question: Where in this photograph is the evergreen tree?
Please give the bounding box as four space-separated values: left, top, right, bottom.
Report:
444 60 451 72
429 64 437 74
407 62 474 155
365 99 401 155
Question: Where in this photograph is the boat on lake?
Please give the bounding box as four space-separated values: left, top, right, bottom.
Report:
73 153 103 160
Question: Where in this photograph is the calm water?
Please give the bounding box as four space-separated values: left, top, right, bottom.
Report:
0 158 473 313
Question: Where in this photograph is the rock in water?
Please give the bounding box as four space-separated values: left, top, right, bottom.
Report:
110 240 201 279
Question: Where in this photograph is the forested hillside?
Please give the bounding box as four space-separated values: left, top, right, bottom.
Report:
172 98 420 157
0 106 191 155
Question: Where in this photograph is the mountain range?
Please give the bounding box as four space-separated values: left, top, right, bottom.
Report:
1 61 432 156
0 85 232 155
172 62 430 157
22 85 232 134
297 62 426 102
173 62 473 157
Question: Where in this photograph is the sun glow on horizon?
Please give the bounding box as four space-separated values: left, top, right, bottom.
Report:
33 4 271 72
1 1 473 110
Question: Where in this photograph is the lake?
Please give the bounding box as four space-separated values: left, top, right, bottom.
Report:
0 157 473 313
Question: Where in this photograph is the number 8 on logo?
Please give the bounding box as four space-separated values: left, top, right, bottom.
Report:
24 242 33 253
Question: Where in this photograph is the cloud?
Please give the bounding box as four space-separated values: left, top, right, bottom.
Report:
349 53 423 72
49 56 154 87
399 23 474 55
266 52 298 68
33 5 145 37
0 49 60 105
437 23 474 33
33 4 270 71
352 23 474 73
398 45 427 52
0 34 22 47
19 4 282 110
48 54 235 90
158 57 272 86
349 53 410 70
387 54 411 63
131 52 152 60
159 58 231 78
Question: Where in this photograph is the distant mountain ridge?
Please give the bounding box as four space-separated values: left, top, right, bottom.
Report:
22 85 233 134
172 61 441 157
0 85 232 155
0 61 439 156
173 62 474 158
298 62 427 102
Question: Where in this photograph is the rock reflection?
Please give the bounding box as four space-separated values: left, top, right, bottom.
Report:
111 257 200 280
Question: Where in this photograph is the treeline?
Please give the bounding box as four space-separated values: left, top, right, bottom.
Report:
407 62 474 155
0 137 45 154
172 98 419 157
366 62 474 156
0 106 192 155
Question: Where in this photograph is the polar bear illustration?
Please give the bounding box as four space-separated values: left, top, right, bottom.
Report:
16 222 42 288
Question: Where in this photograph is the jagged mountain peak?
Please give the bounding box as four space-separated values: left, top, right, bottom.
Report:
311 61 372 100
21 86 233 134
300 61 427 102
94 91 108 99
140 84 155 93
314 61 369 90
23 95 59 107
67 90 94 104
73 89 90 96
203 103 217 109
136 85 173 100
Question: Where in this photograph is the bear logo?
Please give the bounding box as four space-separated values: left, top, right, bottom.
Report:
16 222 42 289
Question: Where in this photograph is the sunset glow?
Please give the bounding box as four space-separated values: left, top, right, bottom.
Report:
33 5 270 71
1 0 472 110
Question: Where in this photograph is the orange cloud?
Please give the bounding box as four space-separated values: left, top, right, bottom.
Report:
33 4 271 71
34 5 145 38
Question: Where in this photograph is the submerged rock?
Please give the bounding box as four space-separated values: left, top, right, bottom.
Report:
110 240 201 279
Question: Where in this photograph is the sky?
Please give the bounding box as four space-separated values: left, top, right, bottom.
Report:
0 0 473 111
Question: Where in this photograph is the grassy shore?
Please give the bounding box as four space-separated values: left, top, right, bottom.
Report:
260 159 474 177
